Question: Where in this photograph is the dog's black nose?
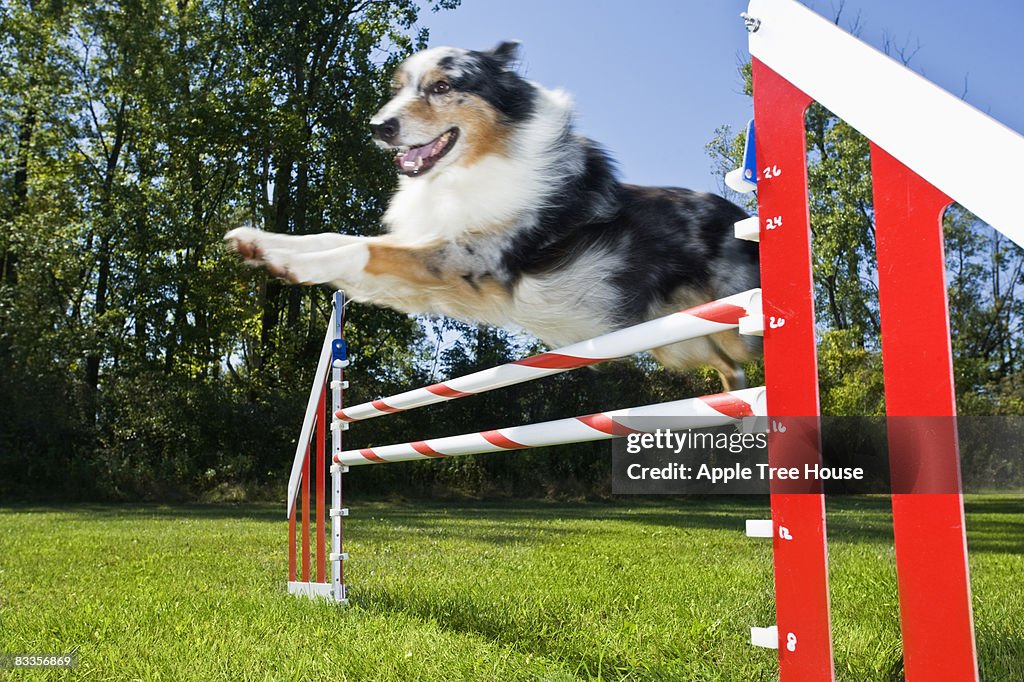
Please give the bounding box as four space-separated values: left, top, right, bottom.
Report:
371 118 400 143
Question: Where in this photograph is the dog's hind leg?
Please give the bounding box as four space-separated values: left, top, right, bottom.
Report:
650 333 756 392
716 363 747 392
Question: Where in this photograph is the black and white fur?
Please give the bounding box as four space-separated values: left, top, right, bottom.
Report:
226 42 760 389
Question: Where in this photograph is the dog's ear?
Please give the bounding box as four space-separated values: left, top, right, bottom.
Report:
486 40 521 69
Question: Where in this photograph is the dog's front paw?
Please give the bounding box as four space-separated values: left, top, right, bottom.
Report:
224 226 267 264
260 249 314 285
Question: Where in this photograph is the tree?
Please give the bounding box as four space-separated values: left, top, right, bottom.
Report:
0 0 456 500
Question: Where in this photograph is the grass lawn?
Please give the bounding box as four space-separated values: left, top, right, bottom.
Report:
1 496 1021 681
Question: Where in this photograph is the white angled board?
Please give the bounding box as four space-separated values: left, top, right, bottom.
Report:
747 0 1024 247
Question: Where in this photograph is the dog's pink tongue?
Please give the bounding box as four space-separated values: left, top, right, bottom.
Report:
399 143 434 170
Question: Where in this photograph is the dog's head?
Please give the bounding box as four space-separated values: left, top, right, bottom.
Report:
370 41 536 177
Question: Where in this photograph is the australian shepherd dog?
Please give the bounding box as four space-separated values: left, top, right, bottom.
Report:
226 42 760 390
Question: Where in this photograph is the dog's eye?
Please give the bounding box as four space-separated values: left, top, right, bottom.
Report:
429 80 451 95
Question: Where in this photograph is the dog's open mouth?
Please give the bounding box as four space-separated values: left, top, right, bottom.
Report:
394 128 459 176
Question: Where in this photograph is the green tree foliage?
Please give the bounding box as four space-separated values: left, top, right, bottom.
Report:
0 0 450 500
4 3 1020 502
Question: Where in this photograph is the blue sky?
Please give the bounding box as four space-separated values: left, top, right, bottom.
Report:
416 0 1023 193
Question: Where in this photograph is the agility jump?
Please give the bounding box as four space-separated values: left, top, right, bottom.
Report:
284 1 1024 681
284 287 766 597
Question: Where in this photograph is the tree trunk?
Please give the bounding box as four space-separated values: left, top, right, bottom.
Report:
258 153 294 372
4 107 35 287
84 99 128 420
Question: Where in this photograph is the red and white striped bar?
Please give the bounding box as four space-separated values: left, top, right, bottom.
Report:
335 387 765 466
336 289 761 423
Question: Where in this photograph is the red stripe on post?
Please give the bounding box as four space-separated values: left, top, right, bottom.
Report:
359 448 387 463
480 430 527 449
288 503 297 582
301 442 310 583
683 301 747 325
512 352 605 370
315 388 326 583
411 440 446 458
335 410 354 422
371 399 401 414
575 413 641 436
697 393 755 419
425 383 473 398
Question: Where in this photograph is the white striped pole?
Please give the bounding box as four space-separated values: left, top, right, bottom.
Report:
335 387 766 466
336 289 762 423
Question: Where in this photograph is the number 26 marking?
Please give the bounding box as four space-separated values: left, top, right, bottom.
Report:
762 165 782 179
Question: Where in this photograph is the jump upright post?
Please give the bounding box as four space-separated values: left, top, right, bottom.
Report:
287 291 349 603
283 2 1024 680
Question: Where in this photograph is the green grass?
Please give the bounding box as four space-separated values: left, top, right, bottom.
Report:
0 496 1021 681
